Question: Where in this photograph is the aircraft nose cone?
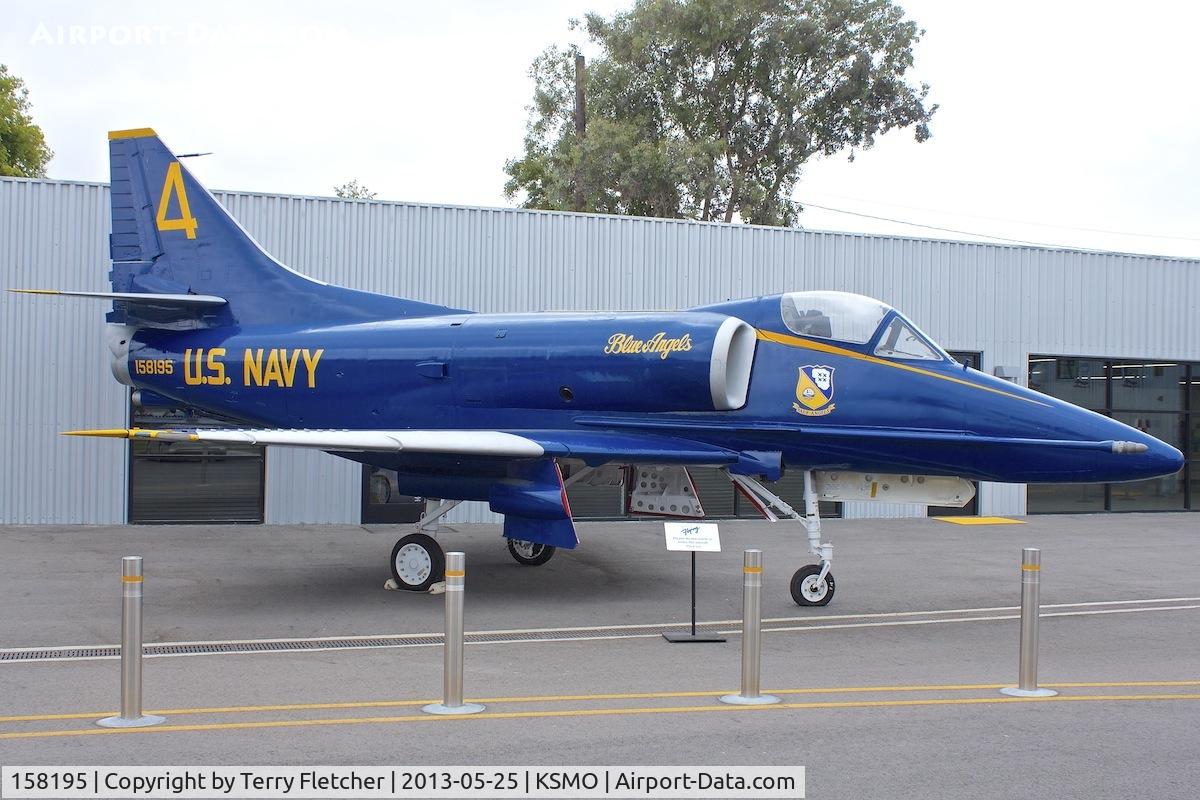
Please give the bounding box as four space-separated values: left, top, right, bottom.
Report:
1109 424 1185 481
1145 438 1185 476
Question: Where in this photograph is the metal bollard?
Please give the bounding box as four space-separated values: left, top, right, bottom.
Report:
720 550 779 705
97 557 165 727
1000 548 1058 698
423 552 485 715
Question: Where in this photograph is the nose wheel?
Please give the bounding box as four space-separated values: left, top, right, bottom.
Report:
390 533 445 592
506 538 556 566
727 469 837 607
790 564 835 606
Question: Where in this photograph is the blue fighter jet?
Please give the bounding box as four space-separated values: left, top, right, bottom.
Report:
16 129 1185 605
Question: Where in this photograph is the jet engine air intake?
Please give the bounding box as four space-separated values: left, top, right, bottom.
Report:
709 317 756 410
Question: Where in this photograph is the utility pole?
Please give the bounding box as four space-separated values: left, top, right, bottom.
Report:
573 53 586 212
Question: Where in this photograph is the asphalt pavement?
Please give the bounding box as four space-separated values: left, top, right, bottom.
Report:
1 514 1198 799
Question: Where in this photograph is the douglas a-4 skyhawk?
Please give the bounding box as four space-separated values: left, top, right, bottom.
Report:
15 129 1185 605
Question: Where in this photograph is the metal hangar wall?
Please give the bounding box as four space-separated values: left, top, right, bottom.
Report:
2 176 1197 524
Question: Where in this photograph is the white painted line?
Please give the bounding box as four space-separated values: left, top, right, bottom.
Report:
6 596 1196 655
751 605 1200 635
2 603 1195 663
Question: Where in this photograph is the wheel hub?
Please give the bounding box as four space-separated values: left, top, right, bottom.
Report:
512 539 542 558
395 543 431 586
801 575 827 602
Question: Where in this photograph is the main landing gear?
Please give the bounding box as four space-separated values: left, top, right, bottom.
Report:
387 499 559 592
728 469 836 607
506 539 556 566
388 499 460 592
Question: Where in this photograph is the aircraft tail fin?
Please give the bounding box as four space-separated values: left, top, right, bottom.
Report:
106 128 463 327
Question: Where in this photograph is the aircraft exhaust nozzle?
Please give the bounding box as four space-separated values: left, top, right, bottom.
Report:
106 324 136 386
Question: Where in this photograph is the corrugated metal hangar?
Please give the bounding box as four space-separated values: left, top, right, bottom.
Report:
2 175 1197 525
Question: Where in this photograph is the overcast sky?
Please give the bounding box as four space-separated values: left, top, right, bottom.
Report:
3 0 1197 258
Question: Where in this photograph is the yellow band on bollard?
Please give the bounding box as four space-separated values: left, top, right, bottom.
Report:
121 576 144 583
444 570 465 578
1021 565 1040 572
743 566 764 574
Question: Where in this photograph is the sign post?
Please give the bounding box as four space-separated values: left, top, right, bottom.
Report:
662 522 726 644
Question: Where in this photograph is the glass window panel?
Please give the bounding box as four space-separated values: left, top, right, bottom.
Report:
1109 474 1185 512
948 351 982 371
1109 412 1184 452
687 468 736 517
1188 415 1200 462
873 319 941 361
1109 361 1184 411
129 397 264 524
361 466 426 524
780 291 890 344
1188 465 1199 511
1026 482 1106 514
1028 356 1106 410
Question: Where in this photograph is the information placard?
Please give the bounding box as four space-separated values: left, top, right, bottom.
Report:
663 522 721 552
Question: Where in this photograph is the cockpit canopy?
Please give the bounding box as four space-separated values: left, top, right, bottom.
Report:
780 291 947 362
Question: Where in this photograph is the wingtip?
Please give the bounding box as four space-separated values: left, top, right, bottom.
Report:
62 429 134 438
62 428 198 442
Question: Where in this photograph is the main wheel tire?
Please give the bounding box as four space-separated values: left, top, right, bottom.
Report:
790 564 835 606
506 538 556 566
390 533 445 591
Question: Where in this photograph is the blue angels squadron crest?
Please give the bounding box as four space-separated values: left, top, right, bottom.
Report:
794 365 836 416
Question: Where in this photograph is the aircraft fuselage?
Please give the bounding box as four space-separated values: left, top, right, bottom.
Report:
120 298 1183 486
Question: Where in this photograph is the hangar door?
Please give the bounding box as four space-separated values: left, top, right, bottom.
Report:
127 399 265 524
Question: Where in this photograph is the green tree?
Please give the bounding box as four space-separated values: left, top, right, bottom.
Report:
0 64 53 178
334 179 377 199
505 0 936 225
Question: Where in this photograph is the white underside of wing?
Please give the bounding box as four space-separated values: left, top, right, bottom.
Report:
190 429 545 457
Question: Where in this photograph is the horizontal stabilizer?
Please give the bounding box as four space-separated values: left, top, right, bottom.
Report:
62 427 545 458
10 289 227 307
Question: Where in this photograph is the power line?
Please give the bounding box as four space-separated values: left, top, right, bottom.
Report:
801 191 1200 243
794 200 1099 250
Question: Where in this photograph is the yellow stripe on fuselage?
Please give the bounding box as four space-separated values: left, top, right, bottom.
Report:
755 329 1046 406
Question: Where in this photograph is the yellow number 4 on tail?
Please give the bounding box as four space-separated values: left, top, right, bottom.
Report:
156 161 198 239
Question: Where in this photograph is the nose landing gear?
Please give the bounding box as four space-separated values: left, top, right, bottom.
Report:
728 469 835 607
790 563 836 606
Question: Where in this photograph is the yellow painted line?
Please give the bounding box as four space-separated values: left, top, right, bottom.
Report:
120 576 143 583
2 681 1196 724
1 694 1196 741
108 127 157 140
755 329 1046 406
935 516 1026 525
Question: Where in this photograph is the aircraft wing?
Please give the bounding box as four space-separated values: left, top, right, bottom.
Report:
63 428 546 457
